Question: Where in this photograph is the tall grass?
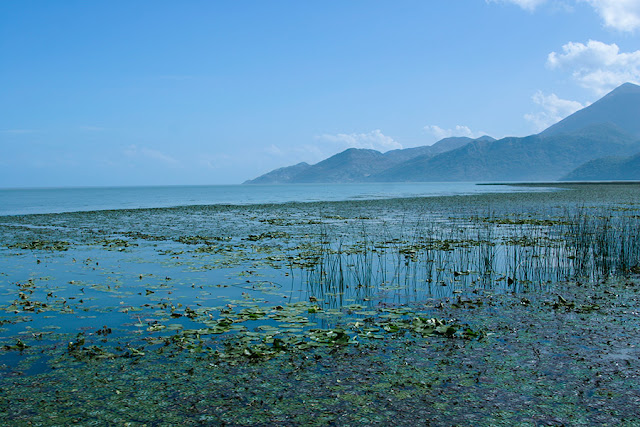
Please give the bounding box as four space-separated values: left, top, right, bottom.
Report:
297 205 640 303
563 207 640 278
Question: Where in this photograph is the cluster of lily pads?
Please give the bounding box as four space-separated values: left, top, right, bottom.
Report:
42 296 485 366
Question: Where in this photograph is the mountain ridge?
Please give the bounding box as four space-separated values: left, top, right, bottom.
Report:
244 82 640 184
244 136 487 184
371 124 640 182
562 151 640 181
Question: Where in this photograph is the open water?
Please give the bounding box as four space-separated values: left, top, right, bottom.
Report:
0 182 547 216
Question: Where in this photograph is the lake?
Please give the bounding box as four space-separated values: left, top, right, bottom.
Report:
1 183 639 425
0 182 551 216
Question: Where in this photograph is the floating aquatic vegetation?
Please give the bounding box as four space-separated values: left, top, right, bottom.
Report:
1 184 640 424
7 239 70 251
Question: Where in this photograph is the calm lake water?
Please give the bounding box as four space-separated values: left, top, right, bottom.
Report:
0 182 547 216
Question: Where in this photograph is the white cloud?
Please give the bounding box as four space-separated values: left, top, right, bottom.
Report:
489 0 640 32
487 0 548 11
547 40 640 94
582 0 640 32
267 129 402 167
316 129 402 152
124 145 179 166
524 91 587 131
424 125 484 141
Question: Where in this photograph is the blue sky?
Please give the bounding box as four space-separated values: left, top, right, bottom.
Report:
1 0 639 187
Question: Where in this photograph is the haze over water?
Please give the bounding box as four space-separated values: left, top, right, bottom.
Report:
0 182 553 216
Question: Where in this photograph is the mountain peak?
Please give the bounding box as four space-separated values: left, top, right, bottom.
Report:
474 135 496 142
608 82 640 95
541 81 640 138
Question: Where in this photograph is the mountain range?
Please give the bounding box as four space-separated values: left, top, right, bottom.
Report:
245 82 640 184
245 136 492 184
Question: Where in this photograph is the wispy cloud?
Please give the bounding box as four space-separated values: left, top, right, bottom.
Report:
124 145 180 166
1 129 38 134
424 125 485 141
524 91 587 131
487 0 548 12
264 144 284 156
547 40 640 94
197 153 231 170
316 129 402 152
260 142 337 166
263 132 401 169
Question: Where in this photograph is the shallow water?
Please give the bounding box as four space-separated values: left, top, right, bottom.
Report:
1 184 640 424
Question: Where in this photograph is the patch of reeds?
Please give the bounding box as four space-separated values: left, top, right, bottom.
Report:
295 205 640 303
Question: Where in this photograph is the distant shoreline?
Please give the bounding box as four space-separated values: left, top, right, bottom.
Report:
479 181 640 187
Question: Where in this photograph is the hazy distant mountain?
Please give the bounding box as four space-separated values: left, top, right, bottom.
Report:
244 162 311 184
542 83 640 138
562 152 640 181
286 148 388 183
372 83 640 182
372 123 640 182
244 136 481 184
244 82 640 184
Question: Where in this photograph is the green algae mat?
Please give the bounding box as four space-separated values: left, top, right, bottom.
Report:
1 184 640 425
